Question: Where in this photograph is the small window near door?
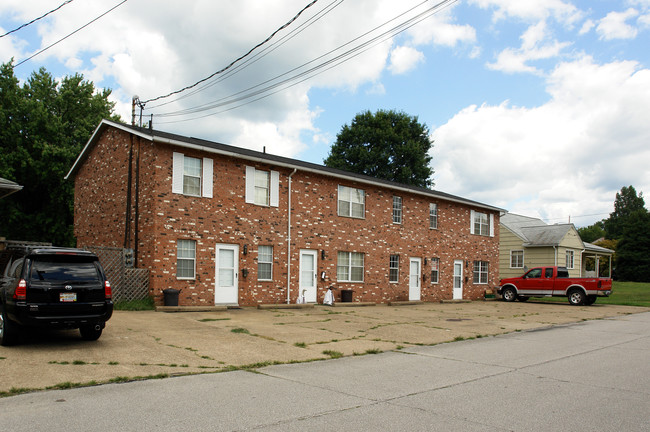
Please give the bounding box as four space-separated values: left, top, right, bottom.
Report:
337 251 364 282
389 254 399 283
473 261 488 284
177 240 196 279
258 246 273 281
431 257 440 283
566 250 575 269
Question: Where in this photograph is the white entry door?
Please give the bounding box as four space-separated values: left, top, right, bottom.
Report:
409 258 421 301
215 244 239 305
299 249 317 303
453 260 463 300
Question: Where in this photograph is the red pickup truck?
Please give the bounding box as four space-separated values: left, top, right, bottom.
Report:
498 266 612 306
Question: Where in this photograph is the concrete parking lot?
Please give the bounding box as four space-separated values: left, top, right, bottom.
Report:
1 301 647 395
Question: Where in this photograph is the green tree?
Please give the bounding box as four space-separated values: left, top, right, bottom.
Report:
324 109 434 188
615 210 650 282
0 62 119 246
578 220 605 243
604 185 646 239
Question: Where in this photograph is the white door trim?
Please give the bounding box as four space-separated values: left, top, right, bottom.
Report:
299 249 318 303
453 260 463 300
215 244 239 305
409 257 422 301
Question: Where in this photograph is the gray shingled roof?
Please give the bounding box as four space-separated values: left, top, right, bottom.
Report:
67 119 504 213
501 213 574 246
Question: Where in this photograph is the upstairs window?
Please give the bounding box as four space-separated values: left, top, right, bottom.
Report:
389 254 399 283
473 261 488 284
245 166 279 207
258 246 273 281
338 185 365 218
429 203 438 229
470 210 494 237
510 250 524 268
392 196 402 224
172 152 213 198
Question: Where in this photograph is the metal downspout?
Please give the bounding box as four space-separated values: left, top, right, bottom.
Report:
287 169 297 304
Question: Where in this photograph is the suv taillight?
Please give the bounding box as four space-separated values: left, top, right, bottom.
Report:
14 279 27 300
104 280 112 299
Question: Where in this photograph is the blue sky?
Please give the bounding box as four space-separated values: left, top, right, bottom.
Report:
2 0 650 227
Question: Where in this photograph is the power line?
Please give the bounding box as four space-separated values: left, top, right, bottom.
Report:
14 0 128 68
151 0 457 123
141 0 321 104
0 0 75 38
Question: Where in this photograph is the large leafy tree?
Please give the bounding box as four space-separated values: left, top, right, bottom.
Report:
615 210 650 282
604 185 646 240
0 62 119 246
577 220 605 243
324 109 434 188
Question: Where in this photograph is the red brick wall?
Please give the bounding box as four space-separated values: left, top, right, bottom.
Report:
73 126 500 306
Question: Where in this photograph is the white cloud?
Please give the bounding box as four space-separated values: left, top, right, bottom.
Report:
469 0 582 26
432 56 650 226
388 46 424 75
597 8 639 40
407 7 477 47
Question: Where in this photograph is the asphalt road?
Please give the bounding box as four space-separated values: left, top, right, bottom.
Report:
1 310 648 431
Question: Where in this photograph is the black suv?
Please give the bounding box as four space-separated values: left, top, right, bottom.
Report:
0 246 113 345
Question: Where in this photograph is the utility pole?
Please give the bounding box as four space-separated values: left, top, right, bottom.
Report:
131 95 139 126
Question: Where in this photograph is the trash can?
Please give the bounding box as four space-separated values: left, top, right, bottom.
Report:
163 288 180 306
340 290 353 303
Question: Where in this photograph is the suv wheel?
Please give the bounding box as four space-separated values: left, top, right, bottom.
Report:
80 325 103 341
0 305 19 346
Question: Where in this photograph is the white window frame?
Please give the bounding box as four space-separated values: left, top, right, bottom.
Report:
510 250 524 268
337 185 365 218
470 210 494 237
566 250 575 269
473 260 489 284
172 152 213 198
392 196 402 224
429 203 438 229
337 251 364 282
245 166 279 207
389 254 399 283
257 246 273 281
431 257 440 284
177 239 196 280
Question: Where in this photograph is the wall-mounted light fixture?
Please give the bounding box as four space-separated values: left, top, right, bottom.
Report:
321 250 326 260
243 245 248 255
242 269 249 278
424 258 427 265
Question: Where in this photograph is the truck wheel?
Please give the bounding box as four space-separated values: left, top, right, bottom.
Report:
0 305 19 346
80 325 103 341
502 287 517 302
584 295 597 306
568 289 586 306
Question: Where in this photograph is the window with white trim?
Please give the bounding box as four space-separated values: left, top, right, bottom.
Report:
392 196 402 224
473 261 488 284
172 152 213 198
177 240 196 279
566 250 575 269
429 203 438 229
470 210 493 237
337 251 364 282
258 246 273 281
510 250 524 268
389 254 399 283
431 257 440 283
338 185 365 218
245 166 279 207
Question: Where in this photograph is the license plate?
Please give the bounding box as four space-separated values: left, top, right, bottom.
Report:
60 292 77 302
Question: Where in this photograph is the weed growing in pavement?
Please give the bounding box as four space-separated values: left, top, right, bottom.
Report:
365 348 382 354
231 327 250 334
108 361 119 365
198 318 231 322
322 350 343 359
294 342 307 348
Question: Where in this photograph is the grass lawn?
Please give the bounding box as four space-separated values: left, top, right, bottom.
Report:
537 281 650 307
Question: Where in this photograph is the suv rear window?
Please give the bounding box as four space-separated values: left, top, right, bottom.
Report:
30 257 101 282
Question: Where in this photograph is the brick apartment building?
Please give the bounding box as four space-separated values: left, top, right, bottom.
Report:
66 120 503 306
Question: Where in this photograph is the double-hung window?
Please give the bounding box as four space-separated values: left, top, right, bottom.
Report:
431 257 440 283
473 261 489 284
337 251 364 282
470 210 493 236
392 196 402 224
429 203 438 229
258 246 273 281
510 250 524 268
245 166 279 207
338 185 365 218
566 250 575 269
172 152 213 198
177 240 196 279
389 255 399 283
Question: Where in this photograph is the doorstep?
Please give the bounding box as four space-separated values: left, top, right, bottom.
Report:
440 299 472 304
388 300 425 306
155 306 229 312
257 303 315 310
331 302 376 307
